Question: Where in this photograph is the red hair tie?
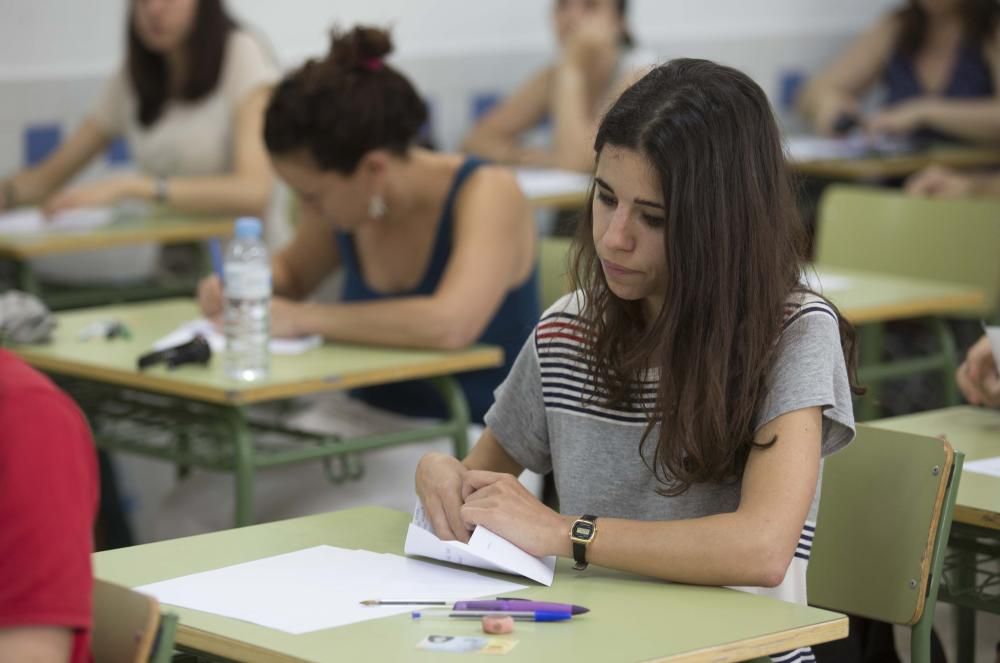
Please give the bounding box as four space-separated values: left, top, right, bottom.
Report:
362 57 384 72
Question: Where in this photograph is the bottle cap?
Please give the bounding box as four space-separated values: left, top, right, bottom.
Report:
234 217 263 239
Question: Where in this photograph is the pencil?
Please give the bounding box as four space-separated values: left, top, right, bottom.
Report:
360 600 447 606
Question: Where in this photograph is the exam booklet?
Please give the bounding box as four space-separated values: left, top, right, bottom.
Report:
404 503 556 586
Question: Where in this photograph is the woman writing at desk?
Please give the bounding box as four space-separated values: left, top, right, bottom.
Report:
0 0 279 281
797 0 1000 144
418 60 860 663
461 0 653 172
197 26 539 425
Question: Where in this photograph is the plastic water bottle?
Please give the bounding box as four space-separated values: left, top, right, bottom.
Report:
223 217 270 381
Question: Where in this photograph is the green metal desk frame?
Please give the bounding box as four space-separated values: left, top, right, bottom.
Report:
60 374 470 528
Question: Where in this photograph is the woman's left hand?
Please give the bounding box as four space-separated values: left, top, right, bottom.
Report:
866 99 934 136
42 177 141 216
460 470 571 558
270 296 306 339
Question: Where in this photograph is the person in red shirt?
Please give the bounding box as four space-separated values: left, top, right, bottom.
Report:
0 349 99 663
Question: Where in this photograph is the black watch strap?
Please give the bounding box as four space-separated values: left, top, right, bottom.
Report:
572 514 598 571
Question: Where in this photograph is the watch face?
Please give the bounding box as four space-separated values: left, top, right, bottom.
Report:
572 521 595 541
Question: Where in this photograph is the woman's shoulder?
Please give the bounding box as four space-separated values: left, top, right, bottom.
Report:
453 158 529 212
220 28 281 98
226 29 277 64
538 290 586 325
781 289 839 332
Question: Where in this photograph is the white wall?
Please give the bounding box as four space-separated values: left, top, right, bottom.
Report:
0 0 901 173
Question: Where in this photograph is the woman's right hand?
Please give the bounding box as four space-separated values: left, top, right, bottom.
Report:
814 94 861 137
905 165 975 198
416 452 472 542
197 274 225 320
957 335 1000 407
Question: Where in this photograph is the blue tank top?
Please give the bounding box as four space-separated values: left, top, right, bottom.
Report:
335 157 539 424
883 41 994 143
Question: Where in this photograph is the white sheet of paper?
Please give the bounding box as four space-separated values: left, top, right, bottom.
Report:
800 269 854 294
136 545 526 634
963 456 1000 478
0 206 115 235
984 325 1000 375
785 136 866 162
785 134 915 163
152 318 322 356
515 168 591 201
404 503 556 586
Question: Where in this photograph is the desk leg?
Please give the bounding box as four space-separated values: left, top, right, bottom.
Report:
431 376 470 459
929 317 959 408
856 324 884 421
953 546 977 663
14 260 42 297
223 406 256 528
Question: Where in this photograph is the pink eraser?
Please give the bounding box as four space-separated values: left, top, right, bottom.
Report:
481 614 515 634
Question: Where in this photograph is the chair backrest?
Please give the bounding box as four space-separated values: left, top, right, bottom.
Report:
814 184 1000 318
92 580 162 663
539 236 575 312
808 425 959 626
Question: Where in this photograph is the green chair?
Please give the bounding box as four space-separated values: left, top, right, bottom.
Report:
92 579 178 663
539 236 574 311
814 184 1000 418
808 425 964 663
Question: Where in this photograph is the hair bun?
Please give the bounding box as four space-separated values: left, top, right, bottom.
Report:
328 25 393 71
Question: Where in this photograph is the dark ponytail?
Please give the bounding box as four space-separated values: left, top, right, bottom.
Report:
264 25 428 174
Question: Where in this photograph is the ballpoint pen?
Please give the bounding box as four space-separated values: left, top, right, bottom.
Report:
411 609 571 622
361 598 588 615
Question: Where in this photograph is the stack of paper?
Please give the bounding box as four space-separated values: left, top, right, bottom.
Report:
0 207 115 235
785 134 918 163
136 545 527 634
152 318 322 356
515 167 591 201
404 504 557 586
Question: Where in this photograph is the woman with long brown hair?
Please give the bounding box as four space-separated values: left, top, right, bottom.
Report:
0 0 279 282
418 59 860 663
798 0 1000 143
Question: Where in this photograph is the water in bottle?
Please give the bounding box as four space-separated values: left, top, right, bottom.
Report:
223 217 271 381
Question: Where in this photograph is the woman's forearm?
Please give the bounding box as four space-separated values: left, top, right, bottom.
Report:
134 173 272 217
549 63 600 171
288 296 483 351
552 510 796 588
922 99 1000 144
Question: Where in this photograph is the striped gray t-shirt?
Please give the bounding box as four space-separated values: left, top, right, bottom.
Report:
485 290 855 663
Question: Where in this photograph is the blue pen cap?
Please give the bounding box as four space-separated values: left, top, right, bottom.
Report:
534 611 572 622
234 216 263 239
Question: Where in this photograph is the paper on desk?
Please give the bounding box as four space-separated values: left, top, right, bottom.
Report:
0 206 115 235
136 545 526 634
963 456 1000 478
404 503 556 586
800 269 853 294
515 167 591 201
152 318 321 355
785 134 917 163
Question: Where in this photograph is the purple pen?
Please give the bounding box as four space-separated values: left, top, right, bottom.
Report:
453 599 589 615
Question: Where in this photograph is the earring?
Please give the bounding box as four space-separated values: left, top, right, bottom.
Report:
368 193 387 220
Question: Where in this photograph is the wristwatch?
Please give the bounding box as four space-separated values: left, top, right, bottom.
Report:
570 515 598 571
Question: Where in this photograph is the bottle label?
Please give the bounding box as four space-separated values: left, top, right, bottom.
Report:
224 263 271 300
